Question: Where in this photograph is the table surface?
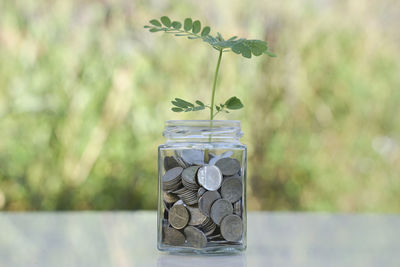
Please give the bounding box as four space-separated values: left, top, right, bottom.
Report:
0 211 399 267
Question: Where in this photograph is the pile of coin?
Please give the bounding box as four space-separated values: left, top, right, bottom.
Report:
161 149 244 248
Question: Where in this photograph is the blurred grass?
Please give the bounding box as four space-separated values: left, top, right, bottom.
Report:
0 0 399 212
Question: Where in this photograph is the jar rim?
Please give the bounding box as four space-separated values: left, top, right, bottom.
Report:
163 120 243 142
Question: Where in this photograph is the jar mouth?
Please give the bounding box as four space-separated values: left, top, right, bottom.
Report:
163 120 243 142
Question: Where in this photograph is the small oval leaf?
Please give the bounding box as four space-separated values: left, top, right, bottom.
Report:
184 18 193 31
160 16 171 27
171 21 182 30
195 100 205 106
192 20 201 34
201 26 210 36
171 107 183 112
149 19 162 27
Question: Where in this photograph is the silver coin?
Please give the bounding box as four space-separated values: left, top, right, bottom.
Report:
210 199 233 225
162 167 183 191
221 177 243 203
164 156 180 171
186 205 208 226
215 158 241 176
180 149 204 165
197 165 223 191
220 214 243 242
182 166 200 185
184 226 207 248
168 204 189 230
198 190 221 216
163 227 185 246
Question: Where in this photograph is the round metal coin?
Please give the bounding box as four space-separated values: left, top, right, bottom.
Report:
184 226 207 248
215 158 241 176
198 190 221 216
168 204 189 230
210 199 233 225
186 205 208 226
197 165 223 191
162 167 183 183
221 177 243 203
180 149 204 165
220 214 243 242
163 227 185 246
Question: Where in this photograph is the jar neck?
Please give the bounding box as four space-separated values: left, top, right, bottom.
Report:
163 120 243 143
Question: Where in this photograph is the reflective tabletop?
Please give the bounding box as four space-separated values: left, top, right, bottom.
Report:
0 211 399 267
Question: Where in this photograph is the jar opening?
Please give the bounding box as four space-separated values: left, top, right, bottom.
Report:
163 120 243 142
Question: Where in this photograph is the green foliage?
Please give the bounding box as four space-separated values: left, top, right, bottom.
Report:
145 16 275 120
144 16 276 59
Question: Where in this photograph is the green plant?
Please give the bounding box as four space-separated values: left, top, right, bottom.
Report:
144 16 276 121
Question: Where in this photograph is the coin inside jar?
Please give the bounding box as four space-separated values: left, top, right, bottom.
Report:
180 149 204 165
186 205 208 226
210 198 233 225
215 158 241 176
197 165 223 191
184 226 207 248
221 177 243 203
220 214 243 242
168 204 189 230
163 227 186 246
198 190 221 216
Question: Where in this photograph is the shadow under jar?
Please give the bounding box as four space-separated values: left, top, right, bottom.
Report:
157 120 247 254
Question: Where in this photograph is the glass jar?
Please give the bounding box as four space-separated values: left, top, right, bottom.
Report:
157 120 247 254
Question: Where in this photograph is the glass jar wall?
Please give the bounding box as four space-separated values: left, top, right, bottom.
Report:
157 120 247 254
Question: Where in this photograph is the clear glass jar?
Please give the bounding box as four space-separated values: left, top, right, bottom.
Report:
157 120 247 254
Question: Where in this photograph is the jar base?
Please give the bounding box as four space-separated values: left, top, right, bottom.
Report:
158 243 246 255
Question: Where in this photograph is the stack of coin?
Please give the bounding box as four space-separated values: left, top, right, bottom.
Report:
161 150 245 249
162 167 183 192
181 166 200 191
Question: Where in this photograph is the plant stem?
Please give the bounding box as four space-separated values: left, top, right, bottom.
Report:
208 49 223 144
210 49 223 121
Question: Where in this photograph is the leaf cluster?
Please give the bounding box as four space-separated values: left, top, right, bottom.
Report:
171 96 243 119
144 16 276 59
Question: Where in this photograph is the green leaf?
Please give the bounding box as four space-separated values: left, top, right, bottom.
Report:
247 40 268 56
241 45 252 58
227 36 237 41
171 21 182 30
216 105 221 111
184 107 193 112
195 100 205 106
160 16 171 27
144 25 151 28
171 107 183 112
175 98 194 108
175 33 191 36
149 28 163 32
188 36 201 39
225 96 244 110
192 20 201 34
149 19 162 27
184 18 193 31
201 26 210 36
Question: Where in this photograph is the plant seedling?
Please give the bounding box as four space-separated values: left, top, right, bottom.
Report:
144 16 276 121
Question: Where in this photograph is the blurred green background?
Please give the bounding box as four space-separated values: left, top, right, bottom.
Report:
1 0 399 212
